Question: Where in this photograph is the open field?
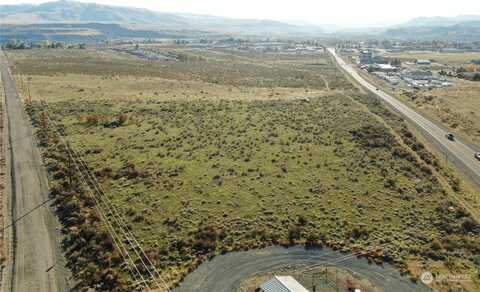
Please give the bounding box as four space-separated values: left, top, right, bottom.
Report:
6 47 480 291
6 47 354 109
384 51 480 67
7 47 352 101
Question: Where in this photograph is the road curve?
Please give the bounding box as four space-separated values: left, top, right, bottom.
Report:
328 48 480 188
176 246 429 292
0 49 69 291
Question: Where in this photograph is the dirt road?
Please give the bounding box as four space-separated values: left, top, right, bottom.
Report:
177 246 430 292
0 49 69 292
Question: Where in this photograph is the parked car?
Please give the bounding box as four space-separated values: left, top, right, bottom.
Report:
445 133 455 141
475 152 480 161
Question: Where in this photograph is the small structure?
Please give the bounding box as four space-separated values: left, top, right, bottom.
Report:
375 64 398 72
416 59 432 65
256 276 309 292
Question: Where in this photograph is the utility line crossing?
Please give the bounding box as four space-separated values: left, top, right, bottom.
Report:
38 100 170 292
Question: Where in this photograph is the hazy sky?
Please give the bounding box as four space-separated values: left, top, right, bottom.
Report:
2 0 480 27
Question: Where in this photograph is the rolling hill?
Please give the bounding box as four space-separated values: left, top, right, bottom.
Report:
0 0 186 25
399 15 480 27
2 0 479 42
384 21 480 42
0 0 317 36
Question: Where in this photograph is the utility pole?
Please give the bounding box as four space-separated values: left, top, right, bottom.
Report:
66 142 73 188
336 269 339 292
40 111 49 147
27 78 32 104
312 270 320 292
325 267 328 284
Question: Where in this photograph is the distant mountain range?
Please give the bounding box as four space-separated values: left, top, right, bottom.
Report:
0 0 187 25
398 15 480 27
0 0 324 36
1 0 479 42
383 18 480 42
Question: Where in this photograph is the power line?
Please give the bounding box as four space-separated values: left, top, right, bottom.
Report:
41 105 152 290
42 115 150 290
38 101 170 291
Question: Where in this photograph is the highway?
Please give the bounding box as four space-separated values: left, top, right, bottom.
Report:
1 49 69 291
327 48 480 189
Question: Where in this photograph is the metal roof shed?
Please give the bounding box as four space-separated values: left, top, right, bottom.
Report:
416 59 432 65
257 276 309 292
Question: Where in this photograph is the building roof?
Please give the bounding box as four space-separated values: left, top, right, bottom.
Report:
259 276 309 292
416 59 431 64
377 64 396 70
409 70 433 76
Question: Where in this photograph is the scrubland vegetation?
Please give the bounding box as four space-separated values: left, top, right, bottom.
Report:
8 46 480 290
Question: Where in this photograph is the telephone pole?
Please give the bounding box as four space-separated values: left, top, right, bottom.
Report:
27 78 32 104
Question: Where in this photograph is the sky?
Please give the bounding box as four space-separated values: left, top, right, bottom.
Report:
1 0 480 27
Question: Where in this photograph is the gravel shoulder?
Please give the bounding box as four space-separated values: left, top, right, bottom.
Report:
0 49 69 292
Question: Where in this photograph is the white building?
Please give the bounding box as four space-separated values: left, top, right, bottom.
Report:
416 59 432 65
257 276 309 292
376 64 398 72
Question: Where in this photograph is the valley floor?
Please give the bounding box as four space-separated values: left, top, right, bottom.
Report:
5 46 480 291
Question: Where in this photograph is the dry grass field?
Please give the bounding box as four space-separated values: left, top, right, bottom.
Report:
6 46 480 291
384 51 480 66
8 47 352 103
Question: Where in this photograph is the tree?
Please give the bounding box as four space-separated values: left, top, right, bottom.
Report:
391 58 401 66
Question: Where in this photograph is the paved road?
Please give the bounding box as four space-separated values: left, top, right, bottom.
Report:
177 246 430 292
0 49 69 291
328 48 480 189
